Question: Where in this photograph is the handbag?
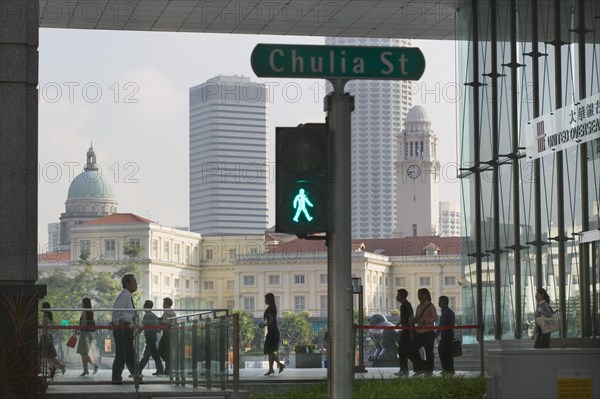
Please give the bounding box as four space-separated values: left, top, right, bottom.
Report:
535 311 559 334
451 339 462 357
66 333 78 348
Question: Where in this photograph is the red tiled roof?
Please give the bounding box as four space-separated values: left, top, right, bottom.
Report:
359 236 463 256
38 250 70 262
84 213 154 225
266 235 463 256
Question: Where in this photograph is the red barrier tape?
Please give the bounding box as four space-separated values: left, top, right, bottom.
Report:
354 324 480 331
38 324 168 331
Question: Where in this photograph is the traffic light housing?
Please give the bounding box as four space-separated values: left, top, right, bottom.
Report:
276 123 328 235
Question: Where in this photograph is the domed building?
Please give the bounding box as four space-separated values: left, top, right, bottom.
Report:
58 145 118 249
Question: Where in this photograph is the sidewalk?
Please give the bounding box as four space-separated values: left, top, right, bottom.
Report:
42 366 479 398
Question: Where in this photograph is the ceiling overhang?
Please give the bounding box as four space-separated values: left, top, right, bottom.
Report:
38 0 460 39
38 1 599 44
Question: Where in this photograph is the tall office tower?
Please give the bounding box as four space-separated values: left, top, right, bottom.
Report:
189 76 268 235
395 105 440 237
325 37 414 238
439 202 461 237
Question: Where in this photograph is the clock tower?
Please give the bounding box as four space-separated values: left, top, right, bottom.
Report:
394 105 440 237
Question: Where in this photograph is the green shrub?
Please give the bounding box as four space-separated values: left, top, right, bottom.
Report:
250 375 486 399
294 344 317 353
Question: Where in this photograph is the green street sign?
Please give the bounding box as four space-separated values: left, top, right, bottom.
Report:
251 44 425 80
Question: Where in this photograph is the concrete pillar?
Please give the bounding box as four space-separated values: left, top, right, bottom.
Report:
0 1 46 391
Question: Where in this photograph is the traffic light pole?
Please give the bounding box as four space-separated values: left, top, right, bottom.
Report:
325 79 354 399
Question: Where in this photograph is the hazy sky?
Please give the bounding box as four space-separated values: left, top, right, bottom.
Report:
38 29 460 248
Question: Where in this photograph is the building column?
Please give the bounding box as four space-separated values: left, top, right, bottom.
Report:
0 0 46 388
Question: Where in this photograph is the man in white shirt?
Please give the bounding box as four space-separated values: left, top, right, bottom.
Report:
111 273 138 384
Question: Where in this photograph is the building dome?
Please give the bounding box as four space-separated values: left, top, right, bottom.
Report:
67 170 115 199
405 105 430 123
67 145 115 200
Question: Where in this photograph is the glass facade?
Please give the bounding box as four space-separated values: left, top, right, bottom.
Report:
458 0 600 342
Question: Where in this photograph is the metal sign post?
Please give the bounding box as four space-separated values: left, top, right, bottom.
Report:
325 78 354 399
251 42 424 399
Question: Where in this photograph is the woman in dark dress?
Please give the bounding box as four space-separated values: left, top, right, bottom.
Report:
260 293 285 376
77 297 98 376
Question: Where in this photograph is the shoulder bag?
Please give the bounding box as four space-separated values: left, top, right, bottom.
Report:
535 310 559 334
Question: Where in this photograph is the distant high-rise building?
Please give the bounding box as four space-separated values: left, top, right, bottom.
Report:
439 202 461 237
325 37 414 238
189 76 268 235
47 223 60 252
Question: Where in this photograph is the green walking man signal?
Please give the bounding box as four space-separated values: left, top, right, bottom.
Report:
276 123 328 235
292 188 314 222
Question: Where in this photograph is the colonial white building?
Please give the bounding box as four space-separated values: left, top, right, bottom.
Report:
40 145 462 319
40 230 463 318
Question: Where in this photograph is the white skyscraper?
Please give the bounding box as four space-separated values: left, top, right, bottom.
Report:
439 201 461 237
189 76 268 235
325 37 414 238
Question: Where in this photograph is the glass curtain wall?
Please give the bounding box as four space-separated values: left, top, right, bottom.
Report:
458 0 600 342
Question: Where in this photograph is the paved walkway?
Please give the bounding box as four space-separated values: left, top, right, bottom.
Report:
42 366 479 398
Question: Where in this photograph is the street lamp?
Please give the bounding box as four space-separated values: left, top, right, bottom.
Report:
352 277 366 373
282 333 290 364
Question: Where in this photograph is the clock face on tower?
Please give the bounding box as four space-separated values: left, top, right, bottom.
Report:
407 164 421 179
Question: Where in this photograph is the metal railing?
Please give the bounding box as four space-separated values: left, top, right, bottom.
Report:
38 308 239 392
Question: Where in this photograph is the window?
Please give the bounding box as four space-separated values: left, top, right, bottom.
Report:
448 296 457 309
419 276 431 287
152 275 158 285
104 239 115 259
128 238 141 249
174 279 180 289
80 240 91 259
243 275 255 286
185 279 190 289
174 244 180 261
226 280 234 290
320 274 327 285
203 281 214 290
412 224 417 236
293 274 305 285
226 300 235 309
243 297 255 312
320 295 328 311
185 246 191 263
395 277 406 287
206 300 214 309
294 296 306 311
164 276 170 287
228 248 236 260
152 240 158 258
444 276 457 286
206 248 213 261
163 242 170 260
268 275 280 286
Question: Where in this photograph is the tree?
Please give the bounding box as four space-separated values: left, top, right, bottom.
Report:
123 242 142 260
230 310 256 350
279 311 312 348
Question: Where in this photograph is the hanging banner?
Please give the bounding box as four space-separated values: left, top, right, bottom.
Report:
526 93 600 160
